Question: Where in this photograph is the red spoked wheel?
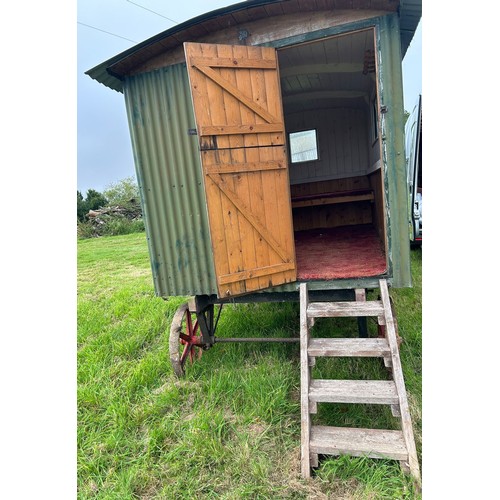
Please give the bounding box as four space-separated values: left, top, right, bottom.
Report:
169 302 204 378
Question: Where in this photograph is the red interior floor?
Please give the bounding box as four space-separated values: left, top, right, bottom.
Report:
294 224 387 280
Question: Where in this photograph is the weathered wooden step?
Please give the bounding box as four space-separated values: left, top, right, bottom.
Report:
309 379 398 405
310 426 408 461
308 338 390 357
307 301 384 318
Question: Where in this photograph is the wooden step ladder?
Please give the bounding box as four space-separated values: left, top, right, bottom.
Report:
300 279 421 485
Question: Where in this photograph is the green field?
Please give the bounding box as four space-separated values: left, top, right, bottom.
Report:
78 232 422 498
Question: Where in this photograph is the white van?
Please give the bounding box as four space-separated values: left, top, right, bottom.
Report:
405 95 422 245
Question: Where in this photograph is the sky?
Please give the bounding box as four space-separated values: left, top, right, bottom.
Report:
77 0 422 196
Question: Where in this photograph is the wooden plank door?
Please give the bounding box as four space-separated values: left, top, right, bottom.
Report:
184 42 296 298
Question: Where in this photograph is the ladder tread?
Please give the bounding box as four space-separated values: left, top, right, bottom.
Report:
309 379 398 405
307 301 384 318
299 281 420 484
310 425 408 461
308 338 390 357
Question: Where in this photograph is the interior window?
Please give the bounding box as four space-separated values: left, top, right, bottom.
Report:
289 129 319 163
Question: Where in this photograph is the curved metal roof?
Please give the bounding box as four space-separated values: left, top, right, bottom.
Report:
86 0 421 93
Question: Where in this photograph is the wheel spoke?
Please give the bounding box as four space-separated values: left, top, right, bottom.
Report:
179 332 192 344
170 302 215 377
180 342 192 365
186 312 194 335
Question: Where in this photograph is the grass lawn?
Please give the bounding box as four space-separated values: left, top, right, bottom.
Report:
78 232 422 499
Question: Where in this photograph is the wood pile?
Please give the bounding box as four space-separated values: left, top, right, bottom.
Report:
87 204 142 221
80 203 143 237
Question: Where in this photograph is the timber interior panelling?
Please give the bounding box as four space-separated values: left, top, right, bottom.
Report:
368 169 386 239
291 176 373 231
286 107 369 184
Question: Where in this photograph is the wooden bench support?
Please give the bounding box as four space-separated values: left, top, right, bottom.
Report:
291 189 374 209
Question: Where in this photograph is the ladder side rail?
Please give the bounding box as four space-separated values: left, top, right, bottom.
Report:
299 283 312 478
379 279 421 484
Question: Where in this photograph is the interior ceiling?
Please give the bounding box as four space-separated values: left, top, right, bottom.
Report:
278 29 376 115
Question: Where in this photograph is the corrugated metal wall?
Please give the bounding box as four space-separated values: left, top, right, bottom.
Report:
377 13 411 288
123 63 218 297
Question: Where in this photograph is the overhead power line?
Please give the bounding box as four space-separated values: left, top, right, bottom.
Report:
126 0 179 24
78 21 137 43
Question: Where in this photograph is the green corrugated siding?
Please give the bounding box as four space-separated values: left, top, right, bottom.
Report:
377 13 411 288
123 64 218 297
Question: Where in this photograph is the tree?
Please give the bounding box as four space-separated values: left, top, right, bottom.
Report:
77 189 108 222
103 177 140 208
77 191 86 221
86 189 108 210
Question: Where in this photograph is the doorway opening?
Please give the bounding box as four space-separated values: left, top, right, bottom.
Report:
278 28 387 280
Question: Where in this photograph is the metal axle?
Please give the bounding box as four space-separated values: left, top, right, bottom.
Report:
214 337 299 343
